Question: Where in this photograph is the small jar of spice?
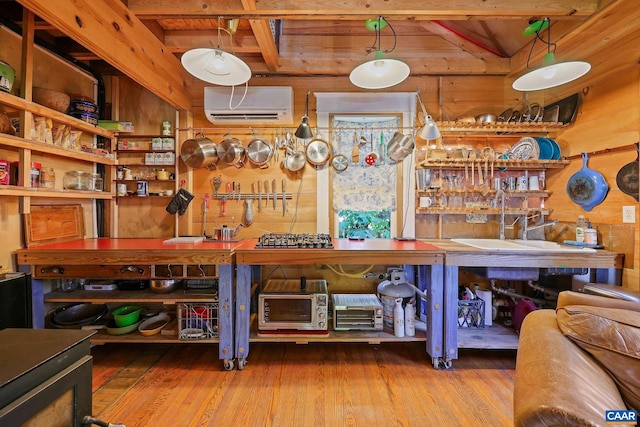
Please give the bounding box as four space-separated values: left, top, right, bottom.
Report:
40 167 56 189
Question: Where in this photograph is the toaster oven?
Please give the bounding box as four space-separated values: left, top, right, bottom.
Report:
332 294 383 331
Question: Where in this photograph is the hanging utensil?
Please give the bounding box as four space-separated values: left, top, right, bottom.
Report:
212 175 222 197
351 132 360 164
272 179 277 210
282 179 286 216
243 198 254 226
202 193 210 237
470 150 476 186
616 142 639 201
378 132 386 165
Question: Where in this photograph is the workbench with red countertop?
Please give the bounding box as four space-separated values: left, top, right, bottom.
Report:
234 238 447 369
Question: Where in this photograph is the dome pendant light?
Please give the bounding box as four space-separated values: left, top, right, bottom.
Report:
181 17 251 86
512 18 590 91
350 17 410 89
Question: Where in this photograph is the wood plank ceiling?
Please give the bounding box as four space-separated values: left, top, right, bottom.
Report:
2 0 614 110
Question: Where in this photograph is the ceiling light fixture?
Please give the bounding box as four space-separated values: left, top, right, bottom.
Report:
295 89 314 139
349 17 410 89
181 17 251 87
512 18 591 91
416 89 441 140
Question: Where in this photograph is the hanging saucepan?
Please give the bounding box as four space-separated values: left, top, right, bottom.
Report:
246 134 273 169
305 136 331 166
217 133 246 168
180 132 218 170
616 142 639 201
566 152 609 211
283 145 306 172
387 132 415 162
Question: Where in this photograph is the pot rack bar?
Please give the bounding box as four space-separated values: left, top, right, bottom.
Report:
564 141 639 160
175 121 565 136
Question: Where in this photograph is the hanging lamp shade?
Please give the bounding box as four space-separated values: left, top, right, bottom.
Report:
419 115 441 140
512 18 590 91
295 89 314 139
350 51 410 89
512 55 591 91
350 17 410 89
181 48 251 86
416 90 440 140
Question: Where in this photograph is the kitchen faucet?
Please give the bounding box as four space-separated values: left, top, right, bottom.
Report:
494 189 506 240
522 217 558 241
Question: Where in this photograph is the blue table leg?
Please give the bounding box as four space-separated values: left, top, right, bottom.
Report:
217 263 234 369
234 264 252 370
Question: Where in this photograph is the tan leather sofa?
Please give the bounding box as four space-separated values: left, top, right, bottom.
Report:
514 290 640 426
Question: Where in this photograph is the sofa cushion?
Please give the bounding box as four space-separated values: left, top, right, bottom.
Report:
557 305 640 410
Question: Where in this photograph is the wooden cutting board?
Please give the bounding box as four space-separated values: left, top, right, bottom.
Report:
25 204 85 247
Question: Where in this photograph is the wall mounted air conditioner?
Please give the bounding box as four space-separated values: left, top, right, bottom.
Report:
204 86 294 124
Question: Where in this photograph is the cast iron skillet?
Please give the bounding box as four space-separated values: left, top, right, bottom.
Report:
566 152 609 211
616 142 639 201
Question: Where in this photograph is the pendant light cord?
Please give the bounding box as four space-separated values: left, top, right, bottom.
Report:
366 16 398 55
525 17 557 69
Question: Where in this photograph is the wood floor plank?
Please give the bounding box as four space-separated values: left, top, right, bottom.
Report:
91 343 516 426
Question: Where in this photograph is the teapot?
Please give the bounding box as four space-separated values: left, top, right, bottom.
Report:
213 223 243 241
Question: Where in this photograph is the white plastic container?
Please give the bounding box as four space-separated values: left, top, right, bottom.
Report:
585 225 597 246
404 300 415 337
394 298 405 337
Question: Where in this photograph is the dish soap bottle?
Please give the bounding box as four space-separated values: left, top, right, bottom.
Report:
576 215 587 243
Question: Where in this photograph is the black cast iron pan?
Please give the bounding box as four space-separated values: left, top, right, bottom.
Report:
616 142 639 201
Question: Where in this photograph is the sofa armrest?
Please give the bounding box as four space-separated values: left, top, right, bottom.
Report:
514 309 627 427
558 291 640 312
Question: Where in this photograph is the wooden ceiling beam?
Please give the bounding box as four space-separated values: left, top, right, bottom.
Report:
241 0 279 71
17 0 192 111
127 0 598 20
164 30 261 53
242 56 510 76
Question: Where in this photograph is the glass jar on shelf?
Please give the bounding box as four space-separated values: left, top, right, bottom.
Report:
63 171 90 190
40 167 56 189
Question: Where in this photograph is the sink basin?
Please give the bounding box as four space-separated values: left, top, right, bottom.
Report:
452 238 596 253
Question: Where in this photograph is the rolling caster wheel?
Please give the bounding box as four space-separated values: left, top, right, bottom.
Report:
223 359 235 371
238 358 247 370
439 359 453 369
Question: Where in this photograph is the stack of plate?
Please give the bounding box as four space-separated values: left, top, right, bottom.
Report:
534 137 561 160
508 137 562 160
69 95 99 125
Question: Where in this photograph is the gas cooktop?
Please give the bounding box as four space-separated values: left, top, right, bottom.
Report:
255 233 334 249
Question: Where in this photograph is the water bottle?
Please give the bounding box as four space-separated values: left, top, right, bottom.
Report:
576 215 587 243
394 298 405 337
404 300 415 337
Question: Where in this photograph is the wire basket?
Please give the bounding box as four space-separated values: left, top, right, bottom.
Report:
177 302 219 340
458 299 485 328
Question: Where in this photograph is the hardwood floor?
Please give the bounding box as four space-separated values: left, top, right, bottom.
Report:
90 343 516 427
